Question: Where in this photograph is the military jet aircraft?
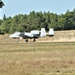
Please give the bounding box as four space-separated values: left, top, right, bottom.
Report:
9 28 46 42
9 28 54 42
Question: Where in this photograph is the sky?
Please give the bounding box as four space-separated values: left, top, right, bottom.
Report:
0 0 75 19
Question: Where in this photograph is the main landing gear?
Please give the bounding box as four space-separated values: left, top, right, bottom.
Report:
25 39 28 42
33 38 36 42
25 38 36 42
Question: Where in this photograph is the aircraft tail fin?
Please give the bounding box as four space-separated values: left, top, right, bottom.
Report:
49 28 54 36
40 28 46 37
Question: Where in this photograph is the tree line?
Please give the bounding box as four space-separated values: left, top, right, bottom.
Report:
0 0 4 8
0 9 75 34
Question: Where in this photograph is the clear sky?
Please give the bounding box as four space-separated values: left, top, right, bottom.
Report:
0 0 75 19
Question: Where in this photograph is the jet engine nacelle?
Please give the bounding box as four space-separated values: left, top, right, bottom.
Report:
30 30 40 35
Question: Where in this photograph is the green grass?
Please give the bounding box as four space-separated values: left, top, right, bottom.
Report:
0 42 75 75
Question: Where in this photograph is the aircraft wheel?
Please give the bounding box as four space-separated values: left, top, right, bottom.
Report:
33 38 36 42
25 39 28 42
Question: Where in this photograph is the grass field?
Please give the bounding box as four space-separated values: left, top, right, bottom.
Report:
0 42 75 75
0 30 75 75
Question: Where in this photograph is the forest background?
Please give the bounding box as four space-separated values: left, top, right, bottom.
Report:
0 0 75 34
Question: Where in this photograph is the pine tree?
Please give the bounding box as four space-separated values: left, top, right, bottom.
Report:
0 0 4 8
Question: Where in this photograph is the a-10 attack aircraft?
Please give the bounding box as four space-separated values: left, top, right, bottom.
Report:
9 28 54 42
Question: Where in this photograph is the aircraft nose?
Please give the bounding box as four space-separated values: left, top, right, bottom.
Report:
9 34 14 38
9 35 12 38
